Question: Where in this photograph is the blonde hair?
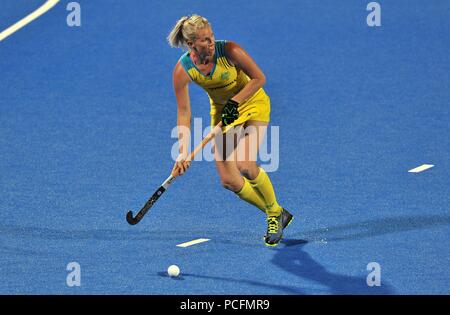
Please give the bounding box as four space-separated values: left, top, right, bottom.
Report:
167 15 211 48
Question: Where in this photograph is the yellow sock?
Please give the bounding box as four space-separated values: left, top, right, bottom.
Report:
235 177 266 213
248 168 283 216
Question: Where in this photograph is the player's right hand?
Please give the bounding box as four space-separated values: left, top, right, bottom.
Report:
172 153 190 176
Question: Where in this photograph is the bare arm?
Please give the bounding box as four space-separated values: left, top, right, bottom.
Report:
172 61 192 175
225 41 267 103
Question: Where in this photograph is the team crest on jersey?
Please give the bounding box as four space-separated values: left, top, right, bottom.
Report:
221 71 230 80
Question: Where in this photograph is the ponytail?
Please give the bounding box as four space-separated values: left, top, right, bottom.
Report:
167 15 211 48
167 16 189 48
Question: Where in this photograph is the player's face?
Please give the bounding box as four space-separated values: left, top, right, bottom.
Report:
189 27 215 60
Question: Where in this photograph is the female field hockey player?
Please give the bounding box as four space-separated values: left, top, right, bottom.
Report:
167 15 293 246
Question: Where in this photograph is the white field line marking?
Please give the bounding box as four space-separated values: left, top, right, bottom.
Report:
408 164 434 173
176 238 210 248
0 0 60 42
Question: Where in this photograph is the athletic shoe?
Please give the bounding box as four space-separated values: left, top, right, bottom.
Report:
281 208 294 229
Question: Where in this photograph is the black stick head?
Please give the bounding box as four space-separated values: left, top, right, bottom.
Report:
126 211 138 225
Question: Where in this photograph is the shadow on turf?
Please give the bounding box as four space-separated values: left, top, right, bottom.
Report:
272 238 394 294
156 239 393 294
0 225 206 241
156 240 313 293
1 215 448 243
157 271 186 281
267 214 450 294
281 239 308 247
268 214 450 294
2 215 449 294
157 270 305 294
294 214 450 242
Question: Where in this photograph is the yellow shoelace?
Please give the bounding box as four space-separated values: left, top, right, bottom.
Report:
267 216 279 234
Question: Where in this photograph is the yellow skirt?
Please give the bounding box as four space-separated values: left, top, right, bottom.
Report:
210 88 271 133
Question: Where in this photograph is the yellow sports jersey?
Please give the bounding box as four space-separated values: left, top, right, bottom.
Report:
180 40 270 129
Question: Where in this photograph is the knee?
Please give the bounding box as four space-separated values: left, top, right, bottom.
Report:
220 177 242 192
236 162 259 180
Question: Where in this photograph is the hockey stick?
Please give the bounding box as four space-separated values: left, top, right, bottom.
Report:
126 121 223 225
